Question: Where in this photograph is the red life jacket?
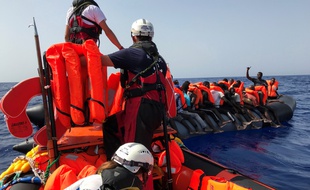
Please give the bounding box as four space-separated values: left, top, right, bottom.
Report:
68 0 102 44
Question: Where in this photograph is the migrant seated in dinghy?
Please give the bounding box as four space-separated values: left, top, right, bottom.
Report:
267 77 279 99
181 81 225 132
173 80 208 134
246 67 268 105
45 143 154 190
244 85 260 107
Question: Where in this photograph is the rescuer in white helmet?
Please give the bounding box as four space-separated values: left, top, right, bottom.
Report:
64 142 154 190
100 18 168 190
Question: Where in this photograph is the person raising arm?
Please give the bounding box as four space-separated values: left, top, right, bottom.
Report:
246 67 268 88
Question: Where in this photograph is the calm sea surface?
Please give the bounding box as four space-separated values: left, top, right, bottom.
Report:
0 75 309 190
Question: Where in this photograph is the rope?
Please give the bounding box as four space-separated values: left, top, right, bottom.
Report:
44 155 60 183
25 156 45 184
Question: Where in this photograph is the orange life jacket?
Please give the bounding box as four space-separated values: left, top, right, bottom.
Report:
154 140 184 174
209 84 225 106
45 40 106 128
267 80 279 98
44 164 98 190
194 83 215 105
254 86 267 105
188 84 203 109
107 72 125 116
228 81 236 89
83 40 107 124
165 67 177 118
234 82 244 105
245 88 259 107
44 165 78 190
218 80 230 89
188 169 251 190
209 84 224 93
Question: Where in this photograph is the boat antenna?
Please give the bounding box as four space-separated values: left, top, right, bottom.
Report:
29 17 59 170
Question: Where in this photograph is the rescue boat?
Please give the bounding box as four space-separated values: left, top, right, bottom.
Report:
0 21 280 189
0 61 279 190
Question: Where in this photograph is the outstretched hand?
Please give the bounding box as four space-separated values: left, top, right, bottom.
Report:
246 66 251 70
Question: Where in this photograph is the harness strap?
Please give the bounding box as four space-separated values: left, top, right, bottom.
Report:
69 1 102 45
124 83 164 99
125 55 159 89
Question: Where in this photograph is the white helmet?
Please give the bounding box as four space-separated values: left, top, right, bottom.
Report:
131 19 154 38
112 142 154 174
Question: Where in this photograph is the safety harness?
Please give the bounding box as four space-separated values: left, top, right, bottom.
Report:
69 0 102 45
122 41 166 100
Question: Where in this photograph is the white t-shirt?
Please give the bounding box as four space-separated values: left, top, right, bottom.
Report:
64 174 102 190
66 5 107 26
231 93 241 103
211 90 224 108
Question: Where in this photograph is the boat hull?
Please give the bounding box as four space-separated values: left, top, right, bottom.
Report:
169 95 296 139
172 148 275 190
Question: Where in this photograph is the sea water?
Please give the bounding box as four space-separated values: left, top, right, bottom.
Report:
0 75 309 189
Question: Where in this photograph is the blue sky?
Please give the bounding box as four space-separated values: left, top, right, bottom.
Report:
0 0 309 82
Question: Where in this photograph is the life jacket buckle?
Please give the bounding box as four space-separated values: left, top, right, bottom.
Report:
155 84 164 91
